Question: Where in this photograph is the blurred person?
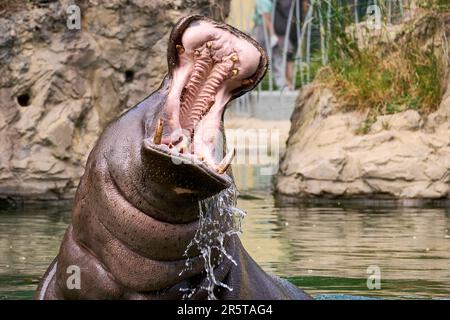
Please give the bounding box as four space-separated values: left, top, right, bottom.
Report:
253 0 307 90
252 0 281 90
252 0 278 52
273 0 305 90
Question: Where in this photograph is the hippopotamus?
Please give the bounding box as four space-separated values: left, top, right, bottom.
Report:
35 15 311 300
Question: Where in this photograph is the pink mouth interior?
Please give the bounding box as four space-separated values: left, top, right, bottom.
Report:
154 20 261 172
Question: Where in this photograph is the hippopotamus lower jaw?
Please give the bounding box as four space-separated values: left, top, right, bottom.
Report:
142 16 267 198
141 138 233 198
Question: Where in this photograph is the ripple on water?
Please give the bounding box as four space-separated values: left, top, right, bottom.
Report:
1 193 450 299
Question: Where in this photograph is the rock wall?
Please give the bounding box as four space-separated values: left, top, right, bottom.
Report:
0 0 230 202
275 78 450 202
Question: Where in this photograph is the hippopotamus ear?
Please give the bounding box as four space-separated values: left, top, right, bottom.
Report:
167 15 269 101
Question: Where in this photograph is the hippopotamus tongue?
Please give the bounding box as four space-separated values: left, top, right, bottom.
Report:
142 15 268 199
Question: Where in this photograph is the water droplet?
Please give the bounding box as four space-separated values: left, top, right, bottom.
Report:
180 185 244 300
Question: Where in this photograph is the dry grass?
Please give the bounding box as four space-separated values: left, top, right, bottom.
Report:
319 42 447 115
317 9 449 117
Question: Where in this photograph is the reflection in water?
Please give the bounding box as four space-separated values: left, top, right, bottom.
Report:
0 205 71 299
240 193 450 298
0 165 449 299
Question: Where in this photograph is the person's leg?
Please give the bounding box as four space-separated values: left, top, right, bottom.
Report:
255 23 282 89
286 61 295 90
253 24 267 51
272 46 286 89
285 39 297 90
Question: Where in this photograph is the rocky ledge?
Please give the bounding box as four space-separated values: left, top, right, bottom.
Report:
275 77 450 203
275 9 450 204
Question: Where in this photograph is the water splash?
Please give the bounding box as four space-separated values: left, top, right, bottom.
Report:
179 184 246 300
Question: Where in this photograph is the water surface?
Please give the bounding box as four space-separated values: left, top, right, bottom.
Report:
239 191 450 299
0 166 449 299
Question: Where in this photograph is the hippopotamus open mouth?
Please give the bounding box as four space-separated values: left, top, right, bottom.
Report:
35 15 311 300
143 15 268 197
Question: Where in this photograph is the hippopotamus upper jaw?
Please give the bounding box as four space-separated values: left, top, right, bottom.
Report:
141 15 268 199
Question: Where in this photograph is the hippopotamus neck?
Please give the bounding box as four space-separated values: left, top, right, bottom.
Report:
107 79 204 223
65 82 233 297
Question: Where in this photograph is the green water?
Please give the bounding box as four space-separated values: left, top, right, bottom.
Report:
0 205 71 300
239 192 450 299
1 190 449 300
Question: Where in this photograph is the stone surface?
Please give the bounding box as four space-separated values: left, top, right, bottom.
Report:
0 0 230 201
276 11 450 202
275 80 450 201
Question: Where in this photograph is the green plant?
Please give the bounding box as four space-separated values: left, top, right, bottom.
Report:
314 2 447 118
261 0 448 111
417 0 450 12
356 115 376 135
